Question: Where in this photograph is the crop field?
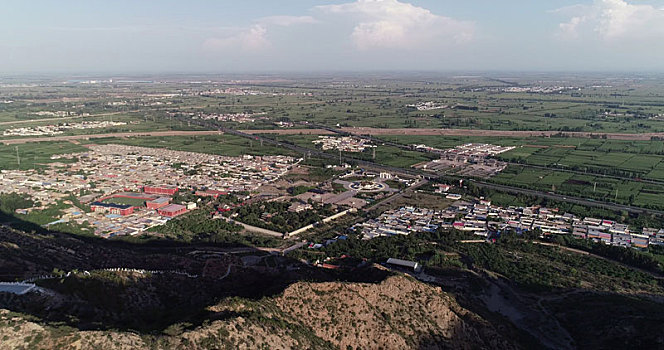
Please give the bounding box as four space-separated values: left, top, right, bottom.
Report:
3 75 664 135
490 165 664 210
0 141 87 170
500 146 664 180
272 134 433 168
88 134 297 157
374 134 664 180
363 133 664 210
3 75 664 215
0 114 203 138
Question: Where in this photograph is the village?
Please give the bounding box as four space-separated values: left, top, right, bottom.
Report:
352 194 664 249
0 144 300 237
3 121 129 136
406 101 447 111
312 136 375 152
2 139 659 251
191 112 267 123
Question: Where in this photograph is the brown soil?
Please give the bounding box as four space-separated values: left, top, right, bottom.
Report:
0 274 518 350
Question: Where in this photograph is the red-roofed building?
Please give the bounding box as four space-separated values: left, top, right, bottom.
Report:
144 186 179 195
146 197 171 210
158 204 187 217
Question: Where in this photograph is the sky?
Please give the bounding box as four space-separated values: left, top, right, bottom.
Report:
2 0 664 73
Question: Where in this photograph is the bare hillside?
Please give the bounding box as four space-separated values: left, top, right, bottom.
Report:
0 274 516 350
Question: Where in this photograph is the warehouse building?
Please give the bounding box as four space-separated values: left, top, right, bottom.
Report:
386 258 422 273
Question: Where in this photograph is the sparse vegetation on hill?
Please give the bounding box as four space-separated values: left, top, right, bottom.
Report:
0 275 516 350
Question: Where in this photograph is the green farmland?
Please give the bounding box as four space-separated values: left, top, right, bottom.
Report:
490 165 664 210
0 142 87 170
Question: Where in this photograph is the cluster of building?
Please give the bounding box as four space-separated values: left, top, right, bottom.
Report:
107 95 176 107
572 220 664 249
64 205 171 237
2 144 299 237
406 101 447 111
79 190 196 237
189 88 264 96
415 143 514 177
3 121 128 136
498 86 580 94
0 169 88 207
30 111 69 117
355 207 445 239
442 143 516 157
55 144 299 194
312 136 375 153
354 199 664 250
274 121 295 128
192 112 266 123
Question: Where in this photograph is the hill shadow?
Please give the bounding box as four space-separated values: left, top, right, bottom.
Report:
0 212 392 334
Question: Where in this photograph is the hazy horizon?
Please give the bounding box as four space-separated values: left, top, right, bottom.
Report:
3 0 664 74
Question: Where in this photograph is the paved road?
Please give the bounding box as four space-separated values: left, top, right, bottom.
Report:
0 130 223 144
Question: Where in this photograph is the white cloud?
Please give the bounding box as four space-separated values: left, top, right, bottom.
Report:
201 16 315 54
203 24 269 53
258 16 318 27
316 0 474 50
555 0 664 41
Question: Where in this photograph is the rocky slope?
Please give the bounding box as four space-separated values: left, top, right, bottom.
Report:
0 274 518 350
